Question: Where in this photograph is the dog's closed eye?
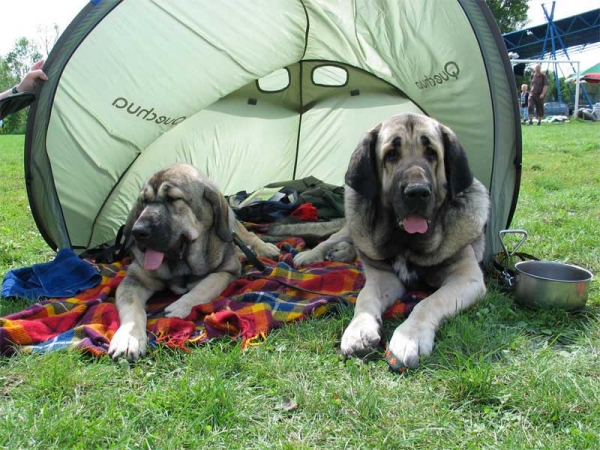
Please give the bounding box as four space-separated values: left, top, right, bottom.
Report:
161 185 185 203
165 194 183 203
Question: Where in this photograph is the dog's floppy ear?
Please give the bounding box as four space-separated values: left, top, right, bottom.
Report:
441 126 474 200
203 185 233 243
344 123 381 200
123 196 143 240
120 195 143 252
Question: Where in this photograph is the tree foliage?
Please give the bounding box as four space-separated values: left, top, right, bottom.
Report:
485 0 529 33
4 37 43 79
1 38 43 134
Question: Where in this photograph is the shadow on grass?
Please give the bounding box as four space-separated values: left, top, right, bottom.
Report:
378 282 598 374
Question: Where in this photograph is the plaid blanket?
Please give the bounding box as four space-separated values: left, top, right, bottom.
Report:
0 239 423 357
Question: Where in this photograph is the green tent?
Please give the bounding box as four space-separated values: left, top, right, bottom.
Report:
25 0 521 263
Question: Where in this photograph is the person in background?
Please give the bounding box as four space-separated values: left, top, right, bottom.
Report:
519 83 529 124
527 64 549 126
0 60 47 102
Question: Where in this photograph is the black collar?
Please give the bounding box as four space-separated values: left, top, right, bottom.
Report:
231 231 266 271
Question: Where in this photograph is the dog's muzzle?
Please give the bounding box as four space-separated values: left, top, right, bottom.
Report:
394 182 433 235
401 182 432 211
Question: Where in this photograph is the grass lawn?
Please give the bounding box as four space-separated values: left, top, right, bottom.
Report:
0 121 599 449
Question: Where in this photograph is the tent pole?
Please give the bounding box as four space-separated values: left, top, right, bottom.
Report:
574 61 580 118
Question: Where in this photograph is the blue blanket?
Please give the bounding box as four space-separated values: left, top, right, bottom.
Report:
1 248 101 300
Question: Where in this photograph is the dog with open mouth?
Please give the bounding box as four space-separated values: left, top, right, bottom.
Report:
108 163 280 361
294 112 490 368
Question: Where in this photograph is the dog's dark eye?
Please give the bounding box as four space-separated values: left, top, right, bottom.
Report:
384 148 400 164
425 147 437 163
384 137 401 164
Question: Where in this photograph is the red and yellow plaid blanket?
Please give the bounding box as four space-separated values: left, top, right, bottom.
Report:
0 239 423 357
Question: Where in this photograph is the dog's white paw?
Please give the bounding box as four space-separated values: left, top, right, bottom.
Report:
258 242 280 259
293 249 324 267
254 242 280 259
164 298 194 319
108 325 147 361
340 313 381 356
326 242 357 263
388 320 435 368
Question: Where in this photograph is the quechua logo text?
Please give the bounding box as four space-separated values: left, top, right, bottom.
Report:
415 61 460 90
112 97 186 126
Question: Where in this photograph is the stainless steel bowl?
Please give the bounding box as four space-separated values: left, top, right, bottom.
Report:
514 261 593 310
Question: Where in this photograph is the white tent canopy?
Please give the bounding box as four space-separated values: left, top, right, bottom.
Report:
26 0 521 262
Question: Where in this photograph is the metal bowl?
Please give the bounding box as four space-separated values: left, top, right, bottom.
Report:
514 261 593 310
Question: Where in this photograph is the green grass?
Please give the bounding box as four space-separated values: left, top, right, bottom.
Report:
0 136 54 280
511 122 600 275
1 121 599 449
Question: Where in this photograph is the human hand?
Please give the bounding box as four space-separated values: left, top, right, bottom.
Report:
31 60 45 71
16 60 48 92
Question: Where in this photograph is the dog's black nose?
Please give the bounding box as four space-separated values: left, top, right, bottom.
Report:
403 183 431 201
132 225 152 241
401 183 432 211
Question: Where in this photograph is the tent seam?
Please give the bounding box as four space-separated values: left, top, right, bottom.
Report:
299 0 310 60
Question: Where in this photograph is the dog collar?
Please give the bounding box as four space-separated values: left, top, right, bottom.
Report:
231 230 266 271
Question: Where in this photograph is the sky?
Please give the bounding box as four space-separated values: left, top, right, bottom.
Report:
0 0 89 57
0 0 598 70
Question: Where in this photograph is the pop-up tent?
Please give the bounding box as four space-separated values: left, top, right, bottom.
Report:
26 0 521 263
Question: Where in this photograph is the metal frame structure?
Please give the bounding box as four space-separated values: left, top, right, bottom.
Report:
503 3 599 109
539 3 593 108
503 7 599 59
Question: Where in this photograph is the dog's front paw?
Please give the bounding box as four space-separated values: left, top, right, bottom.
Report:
340 313 381 357
388 320 435 368
164 298 194 319
108 325 147 361
293 249 324 267
254 242 280 259
326 242 357 263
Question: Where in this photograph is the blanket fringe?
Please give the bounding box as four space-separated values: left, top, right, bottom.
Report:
243 332 267 348
155 330 192 352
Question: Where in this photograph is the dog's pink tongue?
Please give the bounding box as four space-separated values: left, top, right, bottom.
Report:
402 216 429 234
144 249 164 270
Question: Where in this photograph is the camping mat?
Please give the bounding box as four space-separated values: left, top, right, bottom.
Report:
0 238 423 357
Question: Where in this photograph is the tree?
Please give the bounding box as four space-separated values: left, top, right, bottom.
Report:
485 0 529 33
36 23 61 58
0 38 43 135
0 58 20 135
4 37 43 79
0 58 13 92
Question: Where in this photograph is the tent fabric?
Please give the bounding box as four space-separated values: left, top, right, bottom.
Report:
25 0 521 264
580 62 600 84
580 62 600 75
566 62 600 84
581 74 600 84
